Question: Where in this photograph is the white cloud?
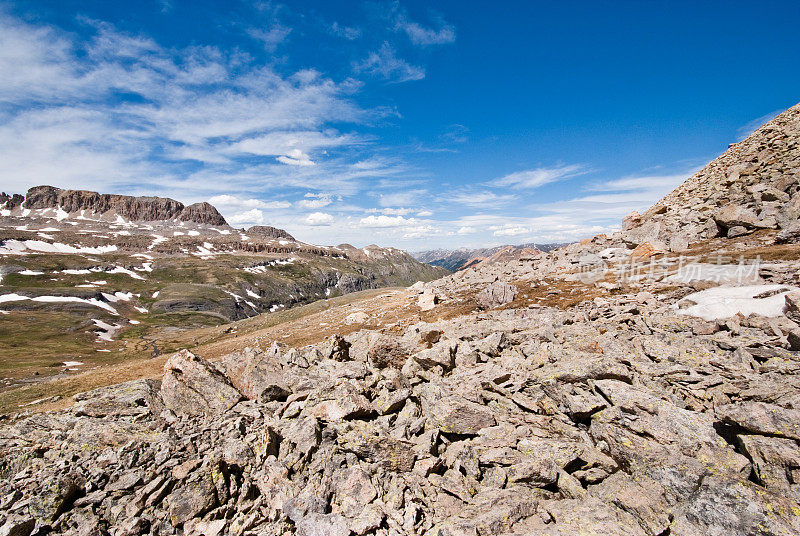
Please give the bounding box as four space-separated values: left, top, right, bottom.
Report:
390 5 456 46
354 42 424 83
492 226 530 237
305 212 334 225
247 25 291 51
297 193 333 209
228 209 264 225
0 13 373 197
416 210 433 217
379 207 414 215
491 164 586 189
208 195 291 210
277 149 315 166
457 226 475 235
358 214 413 228
448 190 517 207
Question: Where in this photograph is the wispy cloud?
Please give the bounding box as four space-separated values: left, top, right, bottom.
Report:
208 195 291 210
389 3 456 45
490 164 587 189
0 12 380 198
448 190 517 208
355 42 425 83
736 109 783 141
331 21 361 40
247 24 291 51
297 193 333 209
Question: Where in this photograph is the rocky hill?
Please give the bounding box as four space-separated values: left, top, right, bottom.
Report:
620 102 800 251
3 105 800 536
0 188 447 385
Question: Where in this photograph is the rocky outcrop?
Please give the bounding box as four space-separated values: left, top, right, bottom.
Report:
248 225 296 241
0 192 23 210
621 102 800 249
21 185 227 225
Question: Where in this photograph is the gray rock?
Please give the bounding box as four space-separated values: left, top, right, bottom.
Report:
160 350 243 417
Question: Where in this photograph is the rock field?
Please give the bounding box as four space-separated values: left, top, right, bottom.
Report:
3 105 800 535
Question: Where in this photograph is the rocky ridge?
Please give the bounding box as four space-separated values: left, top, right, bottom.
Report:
3 105 800 535
16 186 228 226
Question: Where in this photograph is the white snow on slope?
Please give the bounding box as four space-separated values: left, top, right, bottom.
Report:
675 285 798 321
0 240 117 255
0 293 118 314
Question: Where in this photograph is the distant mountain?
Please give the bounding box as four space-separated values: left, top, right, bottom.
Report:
414 242 570 271
0 185 447 371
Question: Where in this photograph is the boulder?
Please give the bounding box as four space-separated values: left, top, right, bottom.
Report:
161 350 242 417
419 290 439 311
476 281 518 308
222 347 290 403
713 204 759 229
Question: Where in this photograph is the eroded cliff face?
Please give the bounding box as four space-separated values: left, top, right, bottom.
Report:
21 185 227 226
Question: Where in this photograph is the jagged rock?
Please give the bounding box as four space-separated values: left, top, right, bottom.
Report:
338 423 416 471
72 379 161 417
29 474 83 524
784 290 800 323
737 434 800 501
0 517 35 536
419 290 439 311
166 477 216 526
669 475 800 536
365 335 410 369
775 221 800 244
413 341 457 371
23 185 227 225
160 350 243 417
716 402 800 440
6 104 800 536
222 347 290 402
714 204 760 229
420 386 496 435
476 281 517 308
629 241 661 260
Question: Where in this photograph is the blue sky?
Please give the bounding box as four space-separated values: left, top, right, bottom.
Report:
1 1 799 249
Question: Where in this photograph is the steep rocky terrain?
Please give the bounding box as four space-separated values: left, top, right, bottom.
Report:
620 102 800 250
0 188 446 383
3 105 800 536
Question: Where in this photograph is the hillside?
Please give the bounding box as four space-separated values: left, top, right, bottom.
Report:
620 102 800 250
3 106 800 535
0 186 447 383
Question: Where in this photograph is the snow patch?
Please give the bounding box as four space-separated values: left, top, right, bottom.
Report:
675 285 799 321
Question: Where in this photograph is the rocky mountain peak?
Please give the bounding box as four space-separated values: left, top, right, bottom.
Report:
621 102 800 250
20 185 227 226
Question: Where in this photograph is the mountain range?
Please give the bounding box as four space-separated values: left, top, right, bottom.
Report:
413 242 569 271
